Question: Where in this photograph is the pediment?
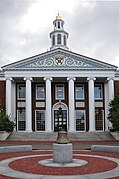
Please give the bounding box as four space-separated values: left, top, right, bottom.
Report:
2 48 117 71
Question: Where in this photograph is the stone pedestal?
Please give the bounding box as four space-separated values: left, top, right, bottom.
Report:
53 143 73 163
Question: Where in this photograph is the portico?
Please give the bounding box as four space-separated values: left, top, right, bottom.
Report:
5 73 115 133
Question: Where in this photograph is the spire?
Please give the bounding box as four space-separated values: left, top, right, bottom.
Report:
50 14 69 50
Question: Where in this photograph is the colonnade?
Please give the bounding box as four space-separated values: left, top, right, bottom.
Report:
6 77 114 132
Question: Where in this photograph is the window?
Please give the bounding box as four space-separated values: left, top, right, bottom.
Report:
95 109 104 130
17 110 26 131
55 84 64 100
53 35 55 46
36 84 45 99
76 110 85 131
17 84 26 99
58 21 60 28
57 34 61 44
94 84 103 99
36 110 45 131
64 35 66 46
75 84 84 99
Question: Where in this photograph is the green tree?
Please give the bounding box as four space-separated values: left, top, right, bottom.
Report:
108 89 119 131
0 104 15 132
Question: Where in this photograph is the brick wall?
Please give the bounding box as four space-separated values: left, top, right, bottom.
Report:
114 81 119 96
0 81 6 110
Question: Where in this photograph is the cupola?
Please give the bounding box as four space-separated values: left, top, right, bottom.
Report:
50 14 69 50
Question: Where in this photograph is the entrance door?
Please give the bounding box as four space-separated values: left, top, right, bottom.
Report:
54 110 67 132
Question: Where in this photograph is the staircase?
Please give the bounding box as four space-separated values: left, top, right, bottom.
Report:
7 131 115 141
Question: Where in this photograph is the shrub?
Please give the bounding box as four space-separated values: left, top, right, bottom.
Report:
108 89 119 131
0 109 15 132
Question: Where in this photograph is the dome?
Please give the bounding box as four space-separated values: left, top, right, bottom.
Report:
56 14 62 20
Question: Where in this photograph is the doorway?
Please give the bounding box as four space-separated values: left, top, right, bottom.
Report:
53 102 68 132
54 109 67 131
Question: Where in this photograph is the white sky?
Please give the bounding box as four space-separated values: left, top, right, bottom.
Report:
0 0 119 68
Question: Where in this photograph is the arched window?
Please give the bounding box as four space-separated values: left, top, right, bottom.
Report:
57 34 61 44
64 35 66 46
53 35 55 46
58 22 60 28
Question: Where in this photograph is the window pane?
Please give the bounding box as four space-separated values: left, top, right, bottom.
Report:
75 85 84 99
18 85 26 99
53 35 55 46
36 85 45 99
58 22 60 28
95 109 103 130
36 110 45 131
57 34 61 44
94 85 102 99
76 110 85 131
56 84 64 100
18 110 26 131
64 35 66 45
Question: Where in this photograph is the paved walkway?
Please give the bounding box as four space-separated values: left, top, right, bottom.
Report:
0 141 119 178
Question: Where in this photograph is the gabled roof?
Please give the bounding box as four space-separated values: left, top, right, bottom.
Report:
2 48 117 71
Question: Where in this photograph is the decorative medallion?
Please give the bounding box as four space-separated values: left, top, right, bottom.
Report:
55 55 64 66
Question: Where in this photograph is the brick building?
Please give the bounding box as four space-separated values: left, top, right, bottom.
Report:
0 14 119 133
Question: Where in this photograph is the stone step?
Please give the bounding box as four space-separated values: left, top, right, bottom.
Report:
7 131 115 141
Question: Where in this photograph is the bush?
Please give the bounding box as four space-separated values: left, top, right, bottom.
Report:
0 110 15 132
108 89 119 131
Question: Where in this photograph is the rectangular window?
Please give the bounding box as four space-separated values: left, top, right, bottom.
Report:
76 110 85 131
55 84 64 100
36 84 45 99
36 110 45 131
75 84 84 99
95 109 104 130
94 84 103 99
17 110 26 131
17 84 26 99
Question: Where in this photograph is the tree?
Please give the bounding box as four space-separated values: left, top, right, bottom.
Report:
0 104 15 132
108 89 119 131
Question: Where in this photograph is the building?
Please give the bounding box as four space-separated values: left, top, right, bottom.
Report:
0 14 119 133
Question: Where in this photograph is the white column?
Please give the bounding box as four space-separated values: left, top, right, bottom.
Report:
107 77 114 129
87 77 96 132
67 77 76 132
6 78 13 118
44 77 52 132
107 78 114 102
104 82 109 131
24 77 32 132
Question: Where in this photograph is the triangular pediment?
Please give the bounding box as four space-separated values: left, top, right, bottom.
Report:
2 48 117 71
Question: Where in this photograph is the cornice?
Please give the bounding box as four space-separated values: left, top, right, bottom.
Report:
3 68 117 71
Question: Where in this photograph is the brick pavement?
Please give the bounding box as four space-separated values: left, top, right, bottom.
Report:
0 141 119 178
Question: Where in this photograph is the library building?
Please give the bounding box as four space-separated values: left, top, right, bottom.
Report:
0 14 119 133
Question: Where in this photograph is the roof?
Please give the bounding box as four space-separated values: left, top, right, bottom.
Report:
2 48 118 71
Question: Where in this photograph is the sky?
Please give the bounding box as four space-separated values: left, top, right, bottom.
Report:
0 0 119 69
